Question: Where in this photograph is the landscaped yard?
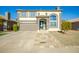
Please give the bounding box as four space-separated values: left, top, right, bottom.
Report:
49 30 79 46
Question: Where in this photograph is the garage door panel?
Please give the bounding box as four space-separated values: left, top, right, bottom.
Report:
20 23 38 31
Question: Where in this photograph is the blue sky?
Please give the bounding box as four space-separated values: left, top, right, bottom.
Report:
0 6 79 20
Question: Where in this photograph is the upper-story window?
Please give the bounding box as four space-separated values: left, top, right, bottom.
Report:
38 13 40 16
29 12 36 17
17 12 21 17
22 12 27 17
50 15 56 21
17 12 27 17
45 13 47 16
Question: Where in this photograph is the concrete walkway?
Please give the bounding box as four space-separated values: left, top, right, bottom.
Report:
0 31 79 53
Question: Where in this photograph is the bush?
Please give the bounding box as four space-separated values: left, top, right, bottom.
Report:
58 31 65 34
13 24 18 32
61 21 72 32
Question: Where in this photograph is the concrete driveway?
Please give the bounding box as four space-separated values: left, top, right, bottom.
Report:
0 31 79 53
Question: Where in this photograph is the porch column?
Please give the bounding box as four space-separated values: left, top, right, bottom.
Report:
37 18 40 31
46 18 50 30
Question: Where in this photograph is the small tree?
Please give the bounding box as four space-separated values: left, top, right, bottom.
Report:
13 24 17 32
62 21 72 32
17 22 20 30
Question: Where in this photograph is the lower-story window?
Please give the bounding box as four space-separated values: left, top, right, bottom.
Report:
50 22 57 28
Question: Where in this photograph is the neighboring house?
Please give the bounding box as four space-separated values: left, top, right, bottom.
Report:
68 18 79 30
17 7 62 31
0 12 17 31
0 16 7 31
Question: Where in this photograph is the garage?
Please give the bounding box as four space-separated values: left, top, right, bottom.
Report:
19 20 38 31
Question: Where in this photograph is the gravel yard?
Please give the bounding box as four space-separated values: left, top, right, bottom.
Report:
0 31 79 52
49 30 79 46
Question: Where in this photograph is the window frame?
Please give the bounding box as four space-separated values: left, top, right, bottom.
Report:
50 15 56 21
29 12 36 18
21 12 27 17
45 13 48 16
50 14 57 28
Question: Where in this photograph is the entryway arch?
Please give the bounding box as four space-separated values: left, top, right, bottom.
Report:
39 19 47 30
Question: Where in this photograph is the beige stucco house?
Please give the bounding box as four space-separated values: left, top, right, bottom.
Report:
17 7 62 31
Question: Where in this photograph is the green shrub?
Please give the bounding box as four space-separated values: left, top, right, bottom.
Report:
61 21 72 31
13 24 18 31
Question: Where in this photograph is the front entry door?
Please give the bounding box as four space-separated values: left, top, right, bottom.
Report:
39 20 46 30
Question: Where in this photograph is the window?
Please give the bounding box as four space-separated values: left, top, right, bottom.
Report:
17 12 27 17
29 12 36 17
17 13 20 17
22 12 27 17
38 13 40 16
50 14 57 28
45 13 47 16
50 22 57 28
50 15 56 20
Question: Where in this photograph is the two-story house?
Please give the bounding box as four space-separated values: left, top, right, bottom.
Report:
17 7 62 31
